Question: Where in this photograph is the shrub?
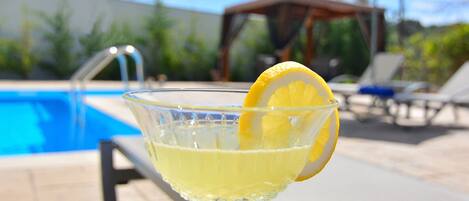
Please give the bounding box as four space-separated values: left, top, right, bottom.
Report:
37 1 76 79
0 7 36 78
139 1 177 78
176 20 216 81
0 39 21 74
17 8 36 78
79 17 107 58
79 18 138 80
395 24 469 85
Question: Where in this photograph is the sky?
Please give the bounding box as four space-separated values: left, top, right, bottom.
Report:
132 0 469 26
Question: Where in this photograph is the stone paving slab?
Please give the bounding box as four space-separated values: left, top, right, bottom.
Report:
32 165 99 187
0 169 35 201
36 182 100 201
0 151 154 201
131 180 172 201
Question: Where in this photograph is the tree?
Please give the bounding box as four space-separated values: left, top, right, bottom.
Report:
306 19 369 76
398 20 424 39
18 6 36 78
38 1 76 78
0 5 36 78
79 18 137 80
139 1 176 78
79 17 107 58
398 0 405 45
398 24 469 85
176 16 215 81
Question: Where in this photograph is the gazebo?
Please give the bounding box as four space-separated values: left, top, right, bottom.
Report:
218 0 386 80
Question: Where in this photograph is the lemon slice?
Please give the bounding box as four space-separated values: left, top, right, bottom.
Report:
238 61 339 181
296 110 339 181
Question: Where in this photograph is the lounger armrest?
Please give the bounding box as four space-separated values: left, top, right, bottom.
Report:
386 80 421 88
401 82 432 94
450 87 469 99
329 74 359 83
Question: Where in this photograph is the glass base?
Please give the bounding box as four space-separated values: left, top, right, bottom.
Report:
163 176 283 201
178 189 279 201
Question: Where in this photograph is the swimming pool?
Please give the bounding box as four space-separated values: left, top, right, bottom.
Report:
0 90 139 156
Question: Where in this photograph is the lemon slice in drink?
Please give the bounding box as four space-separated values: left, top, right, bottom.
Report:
239 61 339 181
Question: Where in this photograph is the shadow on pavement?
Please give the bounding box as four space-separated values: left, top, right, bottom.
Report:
339 118 468 145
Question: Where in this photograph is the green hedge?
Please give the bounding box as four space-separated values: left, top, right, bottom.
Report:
391 24 469 85
0 6 36 78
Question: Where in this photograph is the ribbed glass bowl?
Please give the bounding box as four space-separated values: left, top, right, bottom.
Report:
123 89 338 201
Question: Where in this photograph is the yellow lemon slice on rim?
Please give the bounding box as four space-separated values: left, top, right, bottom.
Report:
238 61 339 181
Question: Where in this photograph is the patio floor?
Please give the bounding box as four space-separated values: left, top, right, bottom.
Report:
1 81 469 200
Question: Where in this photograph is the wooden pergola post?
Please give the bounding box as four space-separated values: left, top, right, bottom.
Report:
220 47 230 81
276 4 292 62
279 46 291 61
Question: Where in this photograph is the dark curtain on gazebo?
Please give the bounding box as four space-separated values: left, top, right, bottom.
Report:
219 14 249 49
266 4 309 58
217 13 248 80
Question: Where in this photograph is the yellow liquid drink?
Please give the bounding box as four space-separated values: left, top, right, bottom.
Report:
146 141 310 200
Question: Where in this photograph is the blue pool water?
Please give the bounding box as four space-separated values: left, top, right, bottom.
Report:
0 90 140 156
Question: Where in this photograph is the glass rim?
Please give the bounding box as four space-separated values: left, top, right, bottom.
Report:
123 88 339 112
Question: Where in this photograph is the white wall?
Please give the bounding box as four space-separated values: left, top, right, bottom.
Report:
0 0 221 47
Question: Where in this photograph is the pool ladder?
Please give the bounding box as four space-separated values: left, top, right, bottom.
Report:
70 45 145 137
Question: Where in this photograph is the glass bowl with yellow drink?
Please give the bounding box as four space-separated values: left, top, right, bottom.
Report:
124 62 340 201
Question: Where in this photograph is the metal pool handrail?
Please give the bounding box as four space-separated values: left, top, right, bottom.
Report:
69 45 145 134
70 45 145 90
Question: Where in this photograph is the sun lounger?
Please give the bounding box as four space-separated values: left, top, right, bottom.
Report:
328 53 405 109
330 53 405 85
392 61 469 125
100 136 469 201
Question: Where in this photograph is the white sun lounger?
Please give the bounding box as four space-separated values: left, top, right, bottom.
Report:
328 53 405 109
392 61 469 125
